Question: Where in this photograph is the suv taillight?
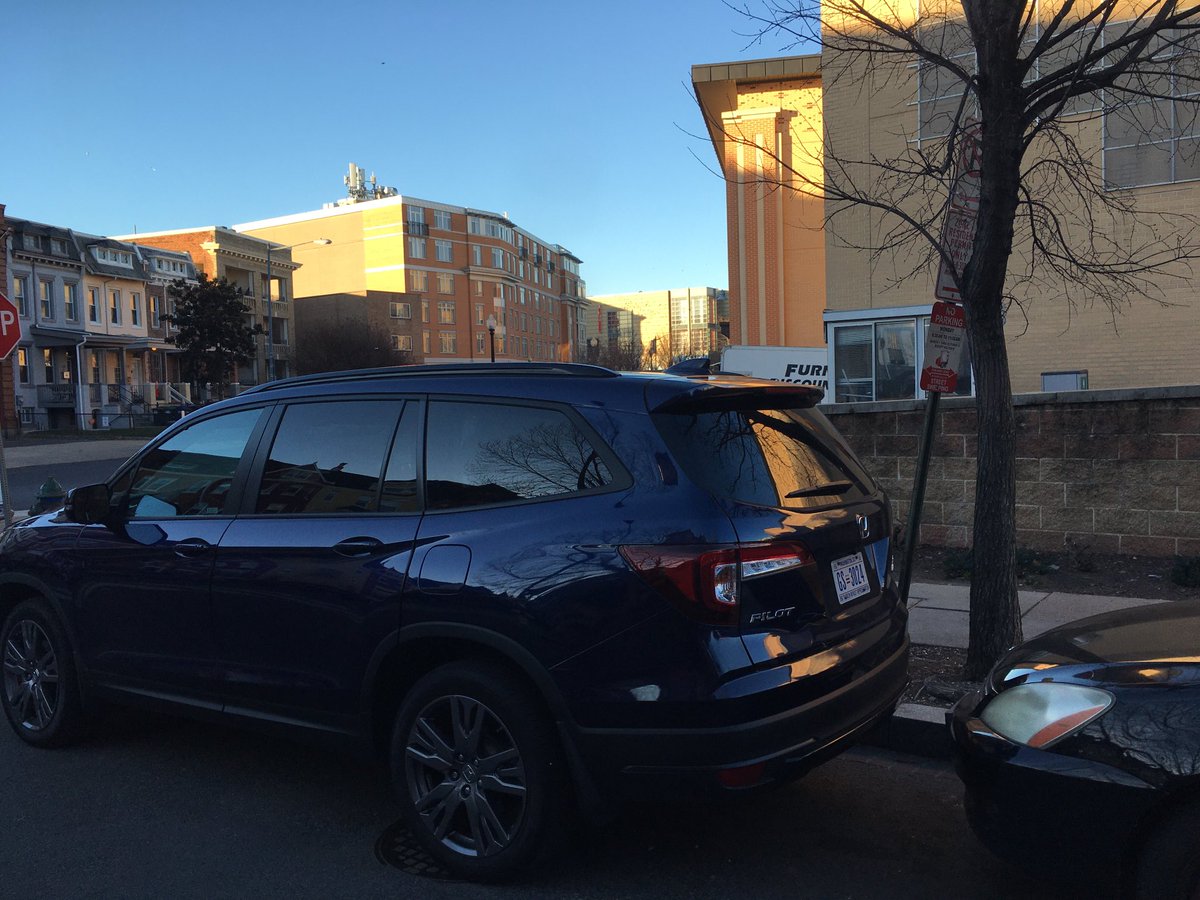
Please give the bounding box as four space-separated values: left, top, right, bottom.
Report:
619 543 814 627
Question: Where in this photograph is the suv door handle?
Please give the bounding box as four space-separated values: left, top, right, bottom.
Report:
175 538 214 557
333 537 384 558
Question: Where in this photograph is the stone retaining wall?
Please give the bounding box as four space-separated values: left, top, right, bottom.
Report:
824 386 1200 558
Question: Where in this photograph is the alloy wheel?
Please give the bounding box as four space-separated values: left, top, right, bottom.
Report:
404 694 528 858
3 619 60 732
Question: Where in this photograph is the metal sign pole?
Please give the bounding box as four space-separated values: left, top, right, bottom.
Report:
898 390 940 605
0 408 12 529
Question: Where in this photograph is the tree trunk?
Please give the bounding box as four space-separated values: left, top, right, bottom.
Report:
962 1 1026 680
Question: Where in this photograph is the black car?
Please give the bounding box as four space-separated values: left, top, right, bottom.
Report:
951 600 1200 899
1 363 908 880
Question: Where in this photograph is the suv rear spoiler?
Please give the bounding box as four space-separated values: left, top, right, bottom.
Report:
649 380 823 414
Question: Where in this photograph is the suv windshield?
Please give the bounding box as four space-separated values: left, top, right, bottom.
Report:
654 405 875 509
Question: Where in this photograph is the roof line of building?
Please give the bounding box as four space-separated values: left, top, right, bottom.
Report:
691 52 821 83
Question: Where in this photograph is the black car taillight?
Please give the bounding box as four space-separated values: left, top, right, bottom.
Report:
619 543 814 627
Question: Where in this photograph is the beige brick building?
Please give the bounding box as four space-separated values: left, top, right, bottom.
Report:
695 41 1200 400
583 287 730 367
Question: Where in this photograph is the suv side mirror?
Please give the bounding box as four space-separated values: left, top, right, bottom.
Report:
64 483 112 525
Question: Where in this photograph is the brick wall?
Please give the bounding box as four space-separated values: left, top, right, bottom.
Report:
825 386 1200 558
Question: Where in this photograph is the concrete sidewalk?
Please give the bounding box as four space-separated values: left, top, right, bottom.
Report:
878 581 1166 757
1 439 146 470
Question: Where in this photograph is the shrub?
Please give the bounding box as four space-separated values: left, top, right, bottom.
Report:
942 547 973 580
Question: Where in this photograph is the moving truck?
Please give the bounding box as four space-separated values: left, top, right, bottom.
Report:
720 345 830 395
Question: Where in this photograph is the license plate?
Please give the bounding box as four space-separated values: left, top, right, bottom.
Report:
832 552 871 604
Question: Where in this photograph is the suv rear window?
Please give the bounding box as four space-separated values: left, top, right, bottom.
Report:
653 406 875 509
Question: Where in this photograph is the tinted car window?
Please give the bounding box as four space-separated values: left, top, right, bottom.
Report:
654 406 872 509
256 400 404 514
127 408 264 518
379 402 420 514
426 401 613 510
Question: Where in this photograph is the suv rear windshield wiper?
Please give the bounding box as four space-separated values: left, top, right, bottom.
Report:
785 480 854 499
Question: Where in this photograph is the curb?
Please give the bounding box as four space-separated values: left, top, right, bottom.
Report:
865 703 953 759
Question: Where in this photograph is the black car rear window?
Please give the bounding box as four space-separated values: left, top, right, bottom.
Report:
653 406 875 509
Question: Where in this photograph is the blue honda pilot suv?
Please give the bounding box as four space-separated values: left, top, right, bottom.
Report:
0 363 908 880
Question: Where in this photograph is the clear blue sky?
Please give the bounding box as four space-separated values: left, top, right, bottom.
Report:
3 1 806 296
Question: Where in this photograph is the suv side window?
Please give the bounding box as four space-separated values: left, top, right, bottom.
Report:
255 400 404 514
425 400 614 510
127 408 264 519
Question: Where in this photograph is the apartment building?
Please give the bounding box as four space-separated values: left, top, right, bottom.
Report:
584 287 730 367
0 202 14 434
234 182 586 366
3 217 191 430
694 39 1200 399
118 227 302 383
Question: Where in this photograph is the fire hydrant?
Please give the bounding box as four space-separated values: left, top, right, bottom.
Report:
29 477 66 516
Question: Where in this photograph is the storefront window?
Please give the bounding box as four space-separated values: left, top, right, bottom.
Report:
832 315 972 403
833 325 873 403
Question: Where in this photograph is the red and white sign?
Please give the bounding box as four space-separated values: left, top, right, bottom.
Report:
920 301 966 393
935 125 983 303
0 292 22 361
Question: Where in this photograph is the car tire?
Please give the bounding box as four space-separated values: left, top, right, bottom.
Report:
1 599 87 747
390 660 569 881
1134 802 1200 900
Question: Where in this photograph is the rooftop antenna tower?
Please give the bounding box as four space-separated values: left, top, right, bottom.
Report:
343 163 398 203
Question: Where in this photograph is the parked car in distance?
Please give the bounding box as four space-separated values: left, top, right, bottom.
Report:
1 363 908 881
951 599 1200 899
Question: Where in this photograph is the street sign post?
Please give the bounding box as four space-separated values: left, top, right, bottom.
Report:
900 124 982 603
0 290 23 528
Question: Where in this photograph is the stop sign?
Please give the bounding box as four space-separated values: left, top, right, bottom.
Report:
0 291 21 360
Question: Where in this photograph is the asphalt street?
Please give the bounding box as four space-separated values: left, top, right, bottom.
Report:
0 712 1109 900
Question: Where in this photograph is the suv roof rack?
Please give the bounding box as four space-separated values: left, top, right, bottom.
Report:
241 362 620 395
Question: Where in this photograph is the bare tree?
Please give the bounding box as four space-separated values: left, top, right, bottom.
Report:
712 1 1200 677
294 319 411 375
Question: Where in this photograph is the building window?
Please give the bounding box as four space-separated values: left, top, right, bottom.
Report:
39 281 54 319
436 272 455 294
131 293 142 326
476 332 486 353
471 245 482 266
830 316 972 403
439 332 457 354
473 280 483 296
110 289 121 324
407 206 425 224
17 348 29 384
51 238 68 255
475 303 484 325
422 330 432 354
421 300 429 324
23 234 41 252
389 301 412 319
408 269 428 292
13 277 28 317
409 237 426 259
88 287 100 323
391 334 413 351
438 301 456 324
434 209 452 230
1104 51 1200 188
491 248 504 268
43 348 54 384
64 283 79 320
150 295 161 327
435 239 453 262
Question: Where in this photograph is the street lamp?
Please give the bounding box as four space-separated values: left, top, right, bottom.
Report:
265 237 331 381
486 314 497 363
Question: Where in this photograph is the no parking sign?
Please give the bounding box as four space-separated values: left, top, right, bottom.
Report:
920 302 966 393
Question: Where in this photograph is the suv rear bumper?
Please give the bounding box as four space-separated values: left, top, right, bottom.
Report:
568 637 908 790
